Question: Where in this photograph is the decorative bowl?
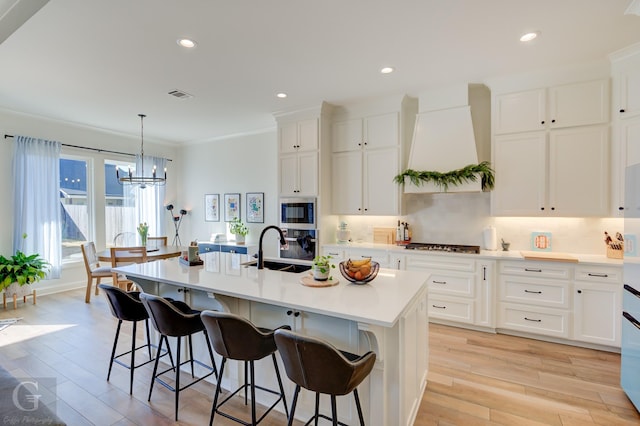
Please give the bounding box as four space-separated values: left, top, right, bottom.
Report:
339 260 379 284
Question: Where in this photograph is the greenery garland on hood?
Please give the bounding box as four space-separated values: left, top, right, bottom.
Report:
394 161 495 192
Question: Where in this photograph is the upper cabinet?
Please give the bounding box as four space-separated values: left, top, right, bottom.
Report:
492 78 610 217
495 79 610 135
275 105 332 199
611 46 640 216
331 112 401 215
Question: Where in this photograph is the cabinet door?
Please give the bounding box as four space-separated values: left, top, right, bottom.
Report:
279 122 298 154
492 133 547 216
364 148 399 215
618 63 640 118
495 89 546 134
332 119 362 152
548 125 609 216
297 151 318 196
364 112 398 149
297 118 318 152
573 282 621 347
548 79 609 129
332 151 363 214
279 154 299 196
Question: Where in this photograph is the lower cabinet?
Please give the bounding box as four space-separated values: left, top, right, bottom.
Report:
573 265 622 347
405 254 494 328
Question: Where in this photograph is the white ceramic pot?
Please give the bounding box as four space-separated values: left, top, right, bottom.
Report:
3 282 32 298
313 265 330 281
235 234 246 245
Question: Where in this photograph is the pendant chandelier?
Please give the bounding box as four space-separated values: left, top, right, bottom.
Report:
117 113 166 188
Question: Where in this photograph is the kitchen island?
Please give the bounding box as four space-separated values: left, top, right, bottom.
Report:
114 258 429 426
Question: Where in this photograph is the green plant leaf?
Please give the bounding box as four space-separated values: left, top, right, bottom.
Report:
394 161 495 192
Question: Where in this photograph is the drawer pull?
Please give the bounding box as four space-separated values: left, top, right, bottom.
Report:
432 305 446 309
433 280 447 285
327 252 339 256
587 273 608 278
524 317 542 322
524 289 542 294
524 268 542 273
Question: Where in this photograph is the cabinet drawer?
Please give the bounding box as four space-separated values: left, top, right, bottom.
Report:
499 276 570 309
500 261 571 280
198 243 220 253
429 273 474 297
429 296 474 324
574 265 622 284
499 303 570 338
406 254 476 273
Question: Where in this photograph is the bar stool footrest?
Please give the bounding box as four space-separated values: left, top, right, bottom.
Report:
215 382 285 426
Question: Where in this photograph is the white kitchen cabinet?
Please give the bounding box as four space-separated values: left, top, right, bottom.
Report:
332 113 398 153
573 265 622 347
497 261 572 339
492 125 609 217
612 50 640 119
332 147 399 215
405 254 489 327
279 118 318 154
495 80 609 135
279 151 318 196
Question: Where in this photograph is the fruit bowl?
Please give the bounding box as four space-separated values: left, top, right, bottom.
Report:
339 260 379 284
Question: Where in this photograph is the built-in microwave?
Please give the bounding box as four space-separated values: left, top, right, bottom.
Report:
279 197 316 230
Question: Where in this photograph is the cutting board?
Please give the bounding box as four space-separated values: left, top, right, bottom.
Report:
373 227 396 244
520 251 579 263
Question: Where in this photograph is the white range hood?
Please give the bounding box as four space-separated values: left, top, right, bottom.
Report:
403 84 490 193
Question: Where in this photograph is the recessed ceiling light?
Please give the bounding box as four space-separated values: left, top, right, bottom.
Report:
520 31 540 42
177 38 197 48
276 92 288 99
380 67 395 74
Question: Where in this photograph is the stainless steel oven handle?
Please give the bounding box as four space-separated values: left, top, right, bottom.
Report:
623 311 640 331
624 284 640 299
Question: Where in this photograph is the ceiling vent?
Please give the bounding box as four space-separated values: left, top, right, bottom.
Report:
167 89 193 100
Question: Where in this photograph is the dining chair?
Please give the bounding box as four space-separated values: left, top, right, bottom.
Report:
147 236 168 247
110 246 148 291
81 242 112 303
112 232 137 247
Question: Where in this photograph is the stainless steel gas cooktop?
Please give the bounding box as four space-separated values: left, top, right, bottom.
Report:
404 243 481 254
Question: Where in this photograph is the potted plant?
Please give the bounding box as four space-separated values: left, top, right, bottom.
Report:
0 233 50 307
312 255 335 281
229 217 249 244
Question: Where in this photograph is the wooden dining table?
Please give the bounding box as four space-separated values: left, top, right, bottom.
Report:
97 246 185 263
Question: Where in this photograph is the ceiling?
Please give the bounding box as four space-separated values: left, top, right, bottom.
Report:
1 0 639 145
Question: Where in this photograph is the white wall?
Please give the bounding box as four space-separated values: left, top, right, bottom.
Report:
0 108 179 295
178 130 280 257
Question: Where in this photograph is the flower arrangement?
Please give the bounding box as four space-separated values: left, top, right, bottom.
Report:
137 222 149 246
229 217 249 237
0 233 50 291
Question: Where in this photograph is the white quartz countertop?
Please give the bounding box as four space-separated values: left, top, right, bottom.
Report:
114 259 429 328
324 242 623 266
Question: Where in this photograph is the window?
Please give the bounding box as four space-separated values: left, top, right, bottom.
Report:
105 159 136 247
59 156 92 262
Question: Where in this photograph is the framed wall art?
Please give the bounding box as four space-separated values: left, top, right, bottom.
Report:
224 193 241 222
246 192 264 223
204 194 219 222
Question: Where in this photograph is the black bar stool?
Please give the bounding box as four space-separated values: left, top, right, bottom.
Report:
98 284 174 395
274 329 376 426
140 293 218 421
200 310 290 426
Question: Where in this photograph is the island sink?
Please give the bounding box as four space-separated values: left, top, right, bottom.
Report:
243 259 311 273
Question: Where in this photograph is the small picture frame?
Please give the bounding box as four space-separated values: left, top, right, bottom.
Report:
246 192 264 223
531 232 552 252
224 193 241 222
204 194 219 222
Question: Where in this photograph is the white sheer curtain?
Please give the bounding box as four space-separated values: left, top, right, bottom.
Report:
122 154 167 242
13 136 62 278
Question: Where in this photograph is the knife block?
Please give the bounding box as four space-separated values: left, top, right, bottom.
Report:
607 244 623 259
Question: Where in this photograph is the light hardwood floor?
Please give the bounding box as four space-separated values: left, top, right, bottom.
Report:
0 288 639 425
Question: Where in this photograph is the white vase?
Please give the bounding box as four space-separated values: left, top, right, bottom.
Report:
235 234 246 245
313 265 330 281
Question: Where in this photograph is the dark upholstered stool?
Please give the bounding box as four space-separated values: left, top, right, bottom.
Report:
200 310 290 426
274 329 376 426
98 284 174 395
140 293 218 421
